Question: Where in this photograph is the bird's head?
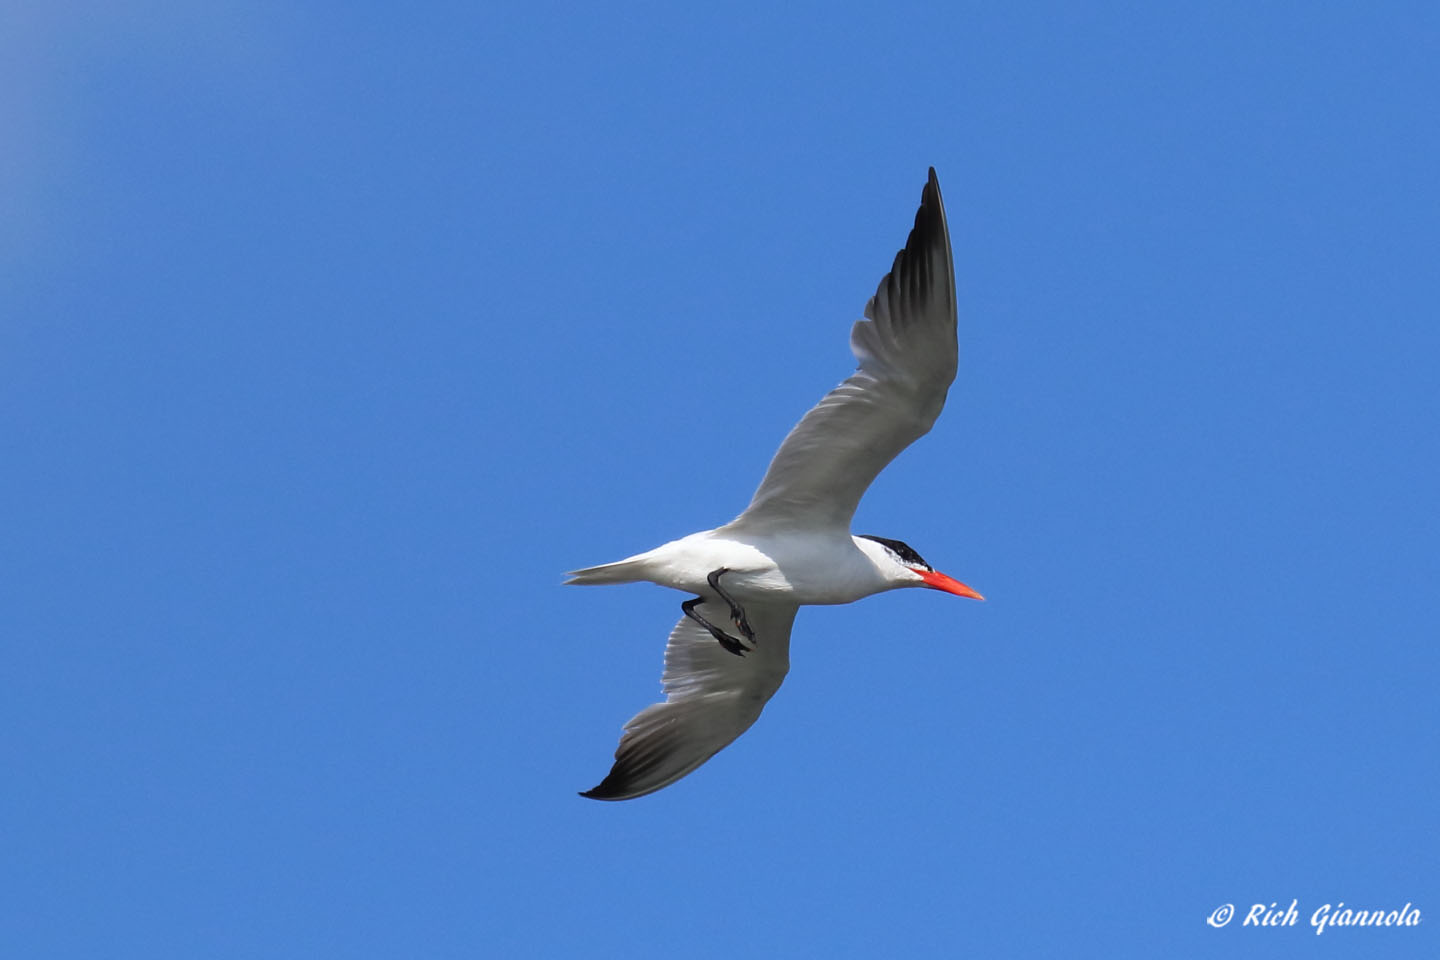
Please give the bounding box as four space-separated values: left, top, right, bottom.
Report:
856 534 984 600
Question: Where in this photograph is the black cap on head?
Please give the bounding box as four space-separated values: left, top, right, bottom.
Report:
857 534 931 571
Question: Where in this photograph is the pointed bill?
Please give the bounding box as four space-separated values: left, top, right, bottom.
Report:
914 568 984 600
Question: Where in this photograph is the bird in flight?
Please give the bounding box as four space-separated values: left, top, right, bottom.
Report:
569 168 982 800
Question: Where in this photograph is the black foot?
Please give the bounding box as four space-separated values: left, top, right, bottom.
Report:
714 630 751 658
681 595 752 657
706 568 756 645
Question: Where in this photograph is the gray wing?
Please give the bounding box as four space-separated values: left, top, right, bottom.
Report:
580 600 797 801
730 168 957 532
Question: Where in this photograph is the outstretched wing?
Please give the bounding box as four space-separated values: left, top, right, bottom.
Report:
581 600 798 801
730 168 957 532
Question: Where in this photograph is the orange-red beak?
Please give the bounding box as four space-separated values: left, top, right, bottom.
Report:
913 568 984 600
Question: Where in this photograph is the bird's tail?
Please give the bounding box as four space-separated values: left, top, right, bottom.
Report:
564 556 650 586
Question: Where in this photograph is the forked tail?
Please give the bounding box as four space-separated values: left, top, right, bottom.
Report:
564 557 650 586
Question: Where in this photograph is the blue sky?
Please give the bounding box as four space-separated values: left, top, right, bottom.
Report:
3 2 1437 957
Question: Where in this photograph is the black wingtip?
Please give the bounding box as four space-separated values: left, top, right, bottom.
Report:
578 779 628 801
925 167 942 206
904 168 950 288
920 167 945 220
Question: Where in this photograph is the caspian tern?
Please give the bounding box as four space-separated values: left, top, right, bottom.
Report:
569 168 982 801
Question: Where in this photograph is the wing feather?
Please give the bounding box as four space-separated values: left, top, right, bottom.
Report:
580 601 797 801
731 168 957 531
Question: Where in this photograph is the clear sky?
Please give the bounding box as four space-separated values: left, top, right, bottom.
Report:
3 2 1437 958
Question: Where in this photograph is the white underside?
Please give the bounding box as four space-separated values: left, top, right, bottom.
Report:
568 526 906 606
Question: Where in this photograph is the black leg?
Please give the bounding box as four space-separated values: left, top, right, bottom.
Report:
706 568 756 645
682 596 751 657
